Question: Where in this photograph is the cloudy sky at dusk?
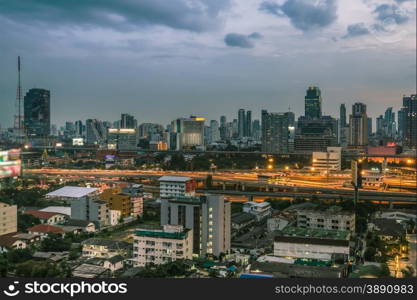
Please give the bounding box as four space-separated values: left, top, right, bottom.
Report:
0 0 415 128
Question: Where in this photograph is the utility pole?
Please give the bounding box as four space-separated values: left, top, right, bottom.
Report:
351 159 363 206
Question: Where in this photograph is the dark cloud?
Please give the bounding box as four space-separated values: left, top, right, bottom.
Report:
373 4 409 25
0 0 230 32
224 33 254 48
259 1 284 16
343 23 370 38
394 0 414 3
259 0 337 32
248 32 263 39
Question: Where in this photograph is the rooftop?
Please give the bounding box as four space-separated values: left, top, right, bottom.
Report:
72 264 108 278
24 210 65 220
81 238 131 250
40 206 71 216
135 227 188 240
28 224 65 234
231 212 256 225
159 175 192 182
279 226 349 240
46 186 98 199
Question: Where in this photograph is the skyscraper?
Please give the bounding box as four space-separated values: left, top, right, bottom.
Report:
23 88 51 137
219 116 227 141
261 110 289 153
238 109 245 138
403 94 417 148
120 113 136 129
398 107 407 140
86 119 107 145
349 102 368 146
246 110 252 137
169 116 205 150
75 120 83 137
340 104 347 128
305 86 322 120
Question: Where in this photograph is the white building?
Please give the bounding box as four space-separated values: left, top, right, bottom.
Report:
158 176 196 199
312 147 342 171
133 225 193 267
109 210 121 226
273 227 351 261
296 206 355 232
160 195 231 257
242 201 271 221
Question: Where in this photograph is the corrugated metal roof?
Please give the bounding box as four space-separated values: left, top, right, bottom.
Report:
158 175 191 182
46 186 98 198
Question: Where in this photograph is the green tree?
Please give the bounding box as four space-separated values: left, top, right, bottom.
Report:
17 213 41 232
40 234 71 252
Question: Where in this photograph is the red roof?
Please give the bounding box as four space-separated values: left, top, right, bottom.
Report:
0 232 21 247
24 210 63 220
28 224 64 234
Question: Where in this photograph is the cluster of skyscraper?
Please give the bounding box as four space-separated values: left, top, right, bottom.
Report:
11 83 417 154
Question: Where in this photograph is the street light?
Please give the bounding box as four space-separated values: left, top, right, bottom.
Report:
285 166 289 171
267 164 273 170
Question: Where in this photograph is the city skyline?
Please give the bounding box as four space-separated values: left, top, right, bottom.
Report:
0 0 416 127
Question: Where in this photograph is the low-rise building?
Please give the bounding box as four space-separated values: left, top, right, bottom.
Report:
81 238 131 259
27 224 66 238
273 227 351 262
133 225 193 267
66 219 96 233
231 212 256 232
296 206 355 232
312 147 342 171
368 218 406 242
39 206 71 217
267 211 296 232
242 201 271 221
72 264 110 278
0 232 28 253
24 210 67 225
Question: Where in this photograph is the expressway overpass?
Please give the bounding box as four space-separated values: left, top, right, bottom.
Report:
24 169 416 205
22 145 417 159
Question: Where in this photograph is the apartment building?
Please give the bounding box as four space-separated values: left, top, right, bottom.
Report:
158 176 196 198
296 206 356 232
133 225 192 267
161 194 231 257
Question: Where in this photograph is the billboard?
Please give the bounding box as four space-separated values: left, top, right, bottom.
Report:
0 149 22 178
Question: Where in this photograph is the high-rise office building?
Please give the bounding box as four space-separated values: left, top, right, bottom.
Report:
246 110 252 137
305 86 322 120
252 119 261 141
367 117 373 138
120 113 137 129
238 109 246 138
403 94 417 148
208 120 220 143
398 107 407 140
349 102 368 146
261 110 289 153
23 88 51 137
107 128 138 150
169 116 205 150
340 104 347 128
160 194 231 257
75 120 83 137
295 116 338 153
376 115 384 137
219 116 227 141
86 119 107 145
384 107 395 138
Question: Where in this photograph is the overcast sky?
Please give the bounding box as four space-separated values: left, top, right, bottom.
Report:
0 0 415 128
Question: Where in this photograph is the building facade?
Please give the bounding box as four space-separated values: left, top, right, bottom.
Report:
160 195 231 257
0 202 17 235
23 88 51 137
133 225 193 267
158 176 196 199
